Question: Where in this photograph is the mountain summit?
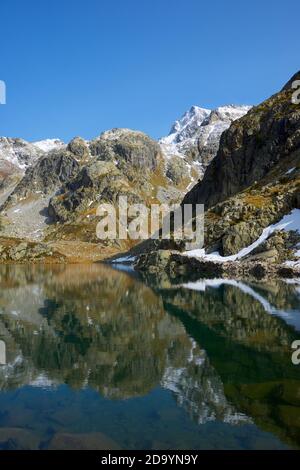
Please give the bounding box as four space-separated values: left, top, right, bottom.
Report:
160 104 251 176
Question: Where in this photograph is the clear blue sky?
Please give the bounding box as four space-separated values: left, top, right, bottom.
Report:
0 0 299 142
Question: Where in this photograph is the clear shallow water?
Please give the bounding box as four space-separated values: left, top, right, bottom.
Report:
0 264 299 450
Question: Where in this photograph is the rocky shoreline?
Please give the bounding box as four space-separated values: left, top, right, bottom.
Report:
134 249 300 282
0 237 66 264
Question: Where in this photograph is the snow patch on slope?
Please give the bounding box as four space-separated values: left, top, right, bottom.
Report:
32 139 65 152
184 209 300 262
0 137 42 170
0 137 64 171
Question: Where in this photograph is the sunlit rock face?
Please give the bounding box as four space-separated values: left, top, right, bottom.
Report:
0 138 65 210
0 129 186 251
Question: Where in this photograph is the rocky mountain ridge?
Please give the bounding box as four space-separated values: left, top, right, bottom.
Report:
0 128 186 260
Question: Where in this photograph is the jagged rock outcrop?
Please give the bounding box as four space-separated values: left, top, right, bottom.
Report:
44 130 176 244
93 128 162 170
48 160 142 223
165 156 191 186
67 136 90 160
0 237 65 263
0 137 66 211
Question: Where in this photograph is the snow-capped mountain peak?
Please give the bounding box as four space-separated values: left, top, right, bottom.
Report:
168 106 211 141
159 103 252 177
32 138 65 152
202 104 251 126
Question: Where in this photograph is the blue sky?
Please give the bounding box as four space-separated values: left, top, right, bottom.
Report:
0 0 299 142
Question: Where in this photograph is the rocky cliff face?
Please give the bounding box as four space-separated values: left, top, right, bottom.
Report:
95 128 161 170
0 137 65 207
2 151 80 206
183 72 300 209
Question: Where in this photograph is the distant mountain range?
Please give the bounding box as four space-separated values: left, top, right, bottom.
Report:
0 100 252 262
0 103 251 178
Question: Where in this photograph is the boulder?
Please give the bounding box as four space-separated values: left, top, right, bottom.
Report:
221 221 262 256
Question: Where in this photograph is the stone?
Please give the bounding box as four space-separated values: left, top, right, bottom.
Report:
246 249 279 262
221 221 262 256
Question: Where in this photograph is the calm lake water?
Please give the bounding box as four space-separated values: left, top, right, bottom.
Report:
0 263 299 450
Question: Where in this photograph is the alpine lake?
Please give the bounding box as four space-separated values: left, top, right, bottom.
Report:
0 263 299 450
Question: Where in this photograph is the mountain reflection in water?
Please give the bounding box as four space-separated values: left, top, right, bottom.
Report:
0 264 299 450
